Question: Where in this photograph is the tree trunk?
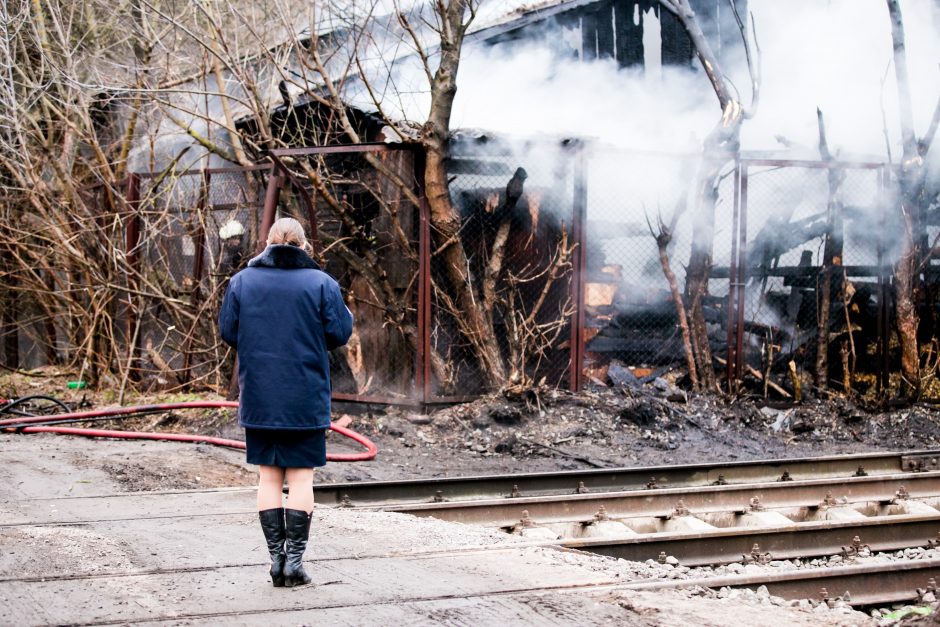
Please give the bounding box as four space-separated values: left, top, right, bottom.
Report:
887 0 924 397
686 229 715 389
814 109 845 391
424 150 507 387
895 212 921 396
421 0 507 389
660 0 755 392
684 148 735 393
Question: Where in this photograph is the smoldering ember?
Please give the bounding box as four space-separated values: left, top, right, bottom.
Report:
2 0 940 624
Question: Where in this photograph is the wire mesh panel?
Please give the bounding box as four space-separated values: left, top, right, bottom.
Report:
205 168 270 278
276 147 422 402
133 166 270 389
581 148 721 384
732 160 887 395
443 136 580 395
9 150 935 401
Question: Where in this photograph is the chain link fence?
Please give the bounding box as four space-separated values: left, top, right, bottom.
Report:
273 147 422 402
125 165 271 390
5 146 936 403
727 160 892 397
575 150 925 400
271 140 581 402
581 148 728 385
443 137 581 395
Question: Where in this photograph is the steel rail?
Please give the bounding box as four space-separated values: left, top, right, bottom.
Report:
314 450 940 506
625 558 940 606
565 513 940 567
382 472 940 526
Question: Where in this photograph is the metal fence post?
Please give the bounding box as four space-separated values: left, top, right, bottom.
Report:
191 170 209 291
416 148 432 404
734 164 749 383
258 167 286 252
124 173 142 380
568 144 587 392
182 170 210 385
726 160 742 389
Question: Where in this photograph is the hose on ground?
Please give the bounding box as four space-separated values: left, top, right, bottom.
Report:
0 395 72 417
0 400 377 462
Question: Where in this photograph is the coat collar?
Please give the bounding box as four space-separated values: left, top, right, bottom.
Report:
247 245 321 270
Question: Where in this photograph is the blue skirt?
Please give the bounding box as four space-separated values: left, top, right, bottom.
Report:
245 428 327 468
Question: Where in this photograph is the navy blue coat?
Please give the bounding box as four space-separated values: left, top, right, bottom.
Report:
218 245 353 430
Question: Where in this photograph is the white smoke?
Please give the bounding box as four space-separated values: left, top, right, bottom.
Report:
450 0 940 159
452 15 716 151
743 0 940 159
442 0 939 297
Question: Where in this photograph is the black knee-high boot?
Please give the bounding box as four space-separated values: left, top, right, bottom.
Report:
283 508 313 587
258 508 286 587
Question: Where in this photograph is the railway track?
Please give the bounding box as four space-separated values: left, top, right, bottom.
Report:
314 449 940 505
6 447 940 620
316 450 940 607
626 558 940 607
15 441 940 623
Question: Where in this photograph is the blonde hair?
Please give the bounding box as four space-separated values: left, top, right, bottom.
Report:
267 217 307 249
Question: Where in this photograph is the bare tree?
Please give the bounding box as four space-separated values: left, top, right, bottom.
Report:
416 1 510 388
0 0 299 390
175 0 573 392
647 208 699 390
1 0 576 395
885 0 940 399
658 0 760 392
0 0 151 384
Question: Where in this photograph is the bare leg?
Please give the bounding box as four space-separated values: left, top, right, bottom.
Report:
285 467 315 513
257 465 286 511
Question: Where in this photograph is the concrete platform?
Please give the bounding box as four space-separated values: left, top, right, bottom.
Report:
0 434 860 626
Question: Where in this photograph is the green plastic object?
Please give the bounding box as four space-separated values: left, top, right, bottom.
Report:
66 381 87 390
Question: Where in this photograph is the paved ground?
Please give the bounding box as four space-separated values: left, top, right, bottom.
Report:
0 433 870 626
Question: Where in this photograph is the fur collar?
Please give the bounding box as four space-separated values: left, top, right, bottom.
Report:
248 245 320 270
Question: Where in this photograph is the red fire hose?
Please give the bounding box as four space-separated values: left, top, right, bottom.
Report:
0 401 376 462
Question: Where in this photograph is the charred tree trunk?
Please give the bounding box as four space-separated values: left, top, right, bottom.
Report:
815 109 845 391
421 0 507 389
660 0 757 392
686 154 722 392
650 217 699 390
895 207 921 397
886 0 925 398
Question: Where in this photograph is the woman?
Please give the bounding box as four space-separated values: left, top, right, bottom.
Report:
219 217 353 587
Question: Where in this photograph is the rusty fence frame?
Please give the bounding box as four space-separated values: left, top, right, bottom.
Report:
724 157 891 391
10 152 923 403
263 143 589 406
263 144 432 406
2 145 591 405
123 164 275 381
